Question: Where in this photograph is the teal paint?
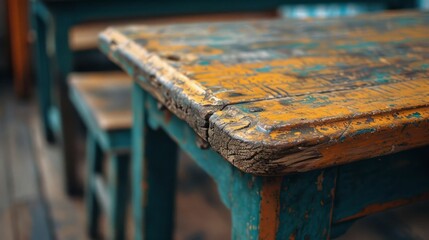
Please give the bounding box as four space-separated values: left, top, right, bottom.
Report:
333 147 429 223
132 83 145 240
305 95 332 107
69 86 131 152
32 5 55 143
47 106 60 139
302 95 317 104
279 3 385 19
336 41 379 50
331 221 355 238
350 128 376 137
374 72 390 83
407 112 423 119
255 66 272 73
134 84 429 240
198 60 211 66
132 83 178 240
291 64 325 77
145 93 234 206
277 168 337 239
145 92 339 239
71 82 131 239
108 154 129 240
144 124 178 240
86 133 102 238
305 64 326 72
230 173 263 239
145 92 263 239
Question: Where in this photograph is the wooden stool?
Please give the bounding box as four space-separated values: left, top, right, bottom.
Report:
68 72 131 239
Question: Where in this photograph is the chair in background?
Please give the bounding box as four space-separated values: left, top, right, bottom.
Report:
68 71 131 239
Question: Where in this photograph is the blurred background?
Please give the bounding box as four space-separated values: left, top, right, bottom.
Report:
1 1 429 240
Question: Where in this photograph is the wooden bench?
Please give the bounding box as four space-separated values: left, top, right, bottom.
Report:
100 10 429 239
68 71 131 239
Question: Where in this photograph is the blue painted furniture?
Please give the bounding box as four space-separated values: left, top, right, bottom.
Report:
99 11 429 239
31 0 420 196
279 2 385 18
31 0 279 195
68 71 132 239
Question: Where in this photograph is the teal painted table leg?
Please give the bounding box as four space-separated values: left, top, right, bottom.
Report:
108 153 129 240
86 133 102 239
132 83 178 240
32 3 54 143
53 13 83 196
216 167 336 239
139 90 337 239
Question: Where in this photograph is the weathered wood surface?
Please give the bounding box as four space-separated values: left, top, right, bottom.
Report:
144 91 429 239
100 10 429 175
68 71 132 130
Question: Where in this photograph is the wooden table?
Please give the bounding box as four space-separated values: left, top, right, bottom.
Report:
100 11 429 239
30 0 279 195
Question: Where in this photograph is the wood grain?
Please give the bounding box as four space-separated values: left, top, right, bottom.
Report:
68 71 132 130
100 10 429 175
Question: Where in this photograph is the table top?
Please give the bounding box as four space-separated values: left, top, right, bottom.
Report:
100 10 429 175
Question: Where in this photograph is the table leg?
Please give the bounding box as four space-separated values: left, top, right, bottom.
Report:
108 153 129 240
223 168 337 239
32 5 54 143
53 14 82 195
141 90 338 239
86 133 102 238
132 83 178 240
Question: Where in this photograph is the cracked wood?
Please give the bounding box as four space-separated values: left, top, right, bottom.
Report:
99 10 429 175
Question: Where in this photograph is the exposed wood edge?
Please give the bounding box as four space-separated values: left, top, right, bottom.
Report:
208 105 429 175
99 28 226 139
335 192 429 224
258 177 281 239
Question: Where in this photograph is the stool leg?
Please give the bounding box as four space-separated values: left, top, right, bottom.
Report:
132 84 178 240
225 168 337 239
32 8 55 143
86 134 102 239
108 153 129 240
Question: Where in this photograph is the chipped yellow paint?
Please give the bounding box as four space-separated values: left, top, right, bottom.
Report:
100 11 429 175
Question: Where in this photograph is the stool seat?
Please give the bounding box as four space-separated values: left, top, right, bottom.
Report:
69 71 132 131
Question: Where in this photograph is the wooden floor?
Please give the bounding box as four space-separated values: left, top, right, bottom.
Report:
1 82 429 240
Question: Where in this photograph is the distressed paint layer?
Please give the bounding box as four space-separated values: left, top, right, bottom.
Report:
333 147 429 223
259 177 282 239
276 168 337 239
100 11 429 175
